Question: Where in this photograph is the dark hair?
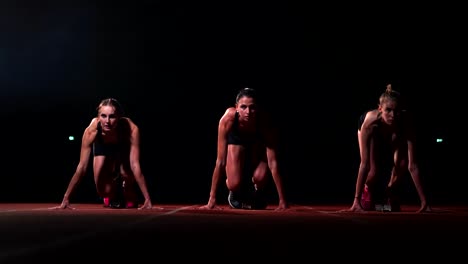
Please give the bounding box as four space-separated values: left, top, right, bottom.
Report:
235 87 258 103
96 98 124 116
379 84 401 105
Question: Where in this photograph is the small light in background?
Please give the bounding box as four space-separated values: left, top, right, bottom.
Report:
69 136 75 141
436 138 443 143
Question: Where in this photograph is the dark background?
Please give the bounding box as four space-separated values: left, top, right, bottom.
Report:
0 1 463 206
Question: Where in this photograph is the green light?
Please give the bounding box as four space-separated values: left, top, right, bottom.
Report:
436 138 443 143
69 136 75 141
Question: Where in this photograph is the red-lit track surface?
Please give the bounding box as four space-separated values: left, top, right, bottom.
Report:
1 203 466 263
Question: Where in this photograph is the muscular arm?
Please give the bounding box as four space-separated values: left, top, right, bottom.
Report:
202 108 235 209
126 118 152 209
354 127 371 202
60 118 98 206
405 117 429 212
349 111 378 211
266 146 288 209
263 123 288 210
128 123 150 199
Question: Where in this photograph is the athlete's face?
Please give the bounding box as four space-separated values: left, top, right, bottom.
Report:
378 100 400 126
98 105 119 131
236 96 257 122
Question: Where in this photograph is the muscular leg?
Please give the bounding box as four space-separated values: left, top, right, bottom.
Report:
226 145 245 191
252 162 268 189
93 156 119 204
251 142 269 190
120 162 138 208
251 161 269 209
385 145 408 211
226 145 245 208
246 142 269 209
358 130 378 210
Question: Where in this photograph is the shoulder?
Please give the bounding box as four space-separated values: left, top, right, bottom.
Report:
120 117 135 125
81 118 99 143
220 107 236 122
217 107 236 134
85 118 99 132
120 117 139 132
361 109 380 129
366 109 380 120
365 109 379 119
225 107 237 116
90 117 99 126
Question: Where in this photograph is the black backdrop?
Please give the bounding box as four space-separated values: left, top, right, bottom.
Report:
0 1 463 206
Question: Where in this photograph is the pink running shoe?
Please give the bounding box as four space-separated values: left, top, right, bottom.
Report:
361 184 374 211
103 197 110 207
126 201 138 209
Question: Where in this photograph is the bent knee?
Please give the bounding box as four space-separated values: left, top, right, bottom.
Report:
226 177 242 191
